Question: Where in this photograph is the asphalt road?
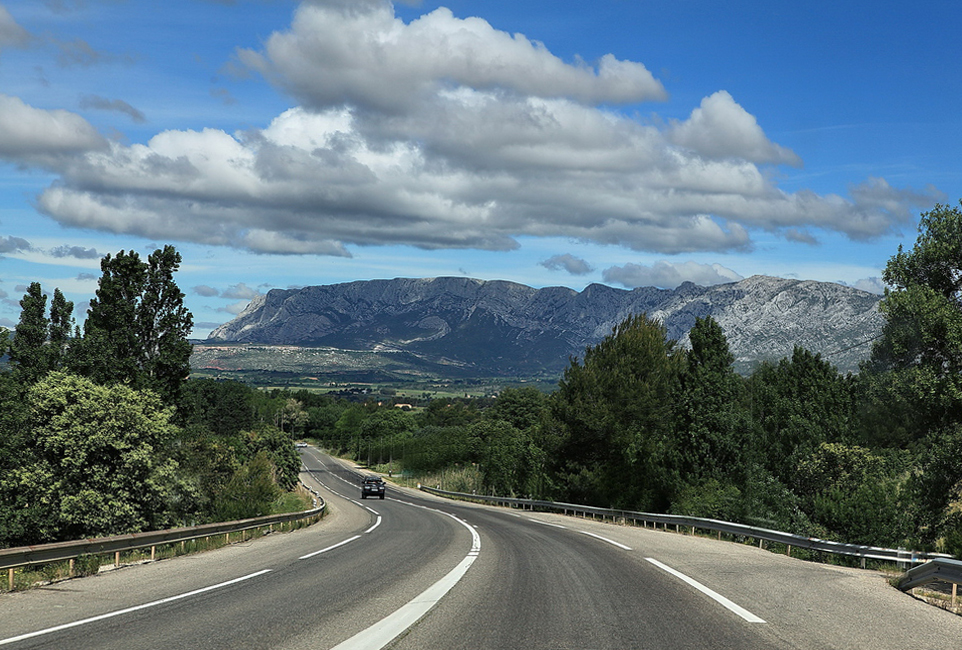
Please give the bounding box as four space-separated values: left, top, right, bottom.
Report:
2 448 962 649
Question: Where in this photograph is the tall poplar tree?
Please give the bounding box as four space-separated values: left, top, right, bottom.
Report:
75 245 193 405
9 282 49 383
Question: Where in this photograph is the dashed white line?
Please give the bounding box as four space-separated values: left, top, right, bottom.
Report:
645 558 765 623
299 535 362 560
579 530 632 550
527 518 567 529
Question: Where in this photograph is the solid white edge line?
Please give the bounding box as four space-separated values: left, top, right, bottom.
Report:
0 569 273 646
330 553 478 650
330 511 481 650
579 530 632 550
645 558 766 623
299 535 362 560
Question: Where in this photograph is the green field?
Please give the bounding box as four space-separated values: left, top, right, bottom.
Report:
189 343 559 395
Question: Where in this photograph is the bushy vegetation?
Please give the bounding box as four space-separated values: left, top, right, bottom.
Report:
314 202 962 557
0 247 302 548
4 201 962 558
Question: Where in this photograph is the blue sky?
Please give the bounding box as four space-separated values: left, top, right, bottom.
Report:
0 0 958 337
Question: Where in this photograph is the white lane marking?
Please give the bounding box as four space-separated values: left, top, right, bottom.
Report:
0 570 272 647
527 518 567 529
365 516 383 534
579 530 632 550
330 512 481 650
299 535 362 560
645 558 765 623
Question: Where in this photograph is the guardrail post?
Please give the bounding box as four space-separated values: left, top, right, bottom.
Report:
115 551 121 568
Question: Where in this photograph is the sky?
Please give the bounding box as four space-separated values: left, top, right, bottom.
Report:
0 0 959 338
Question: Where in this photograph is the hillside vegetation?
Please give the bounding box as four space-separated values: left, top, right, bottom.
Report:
0 247 300 547
3 202 962 558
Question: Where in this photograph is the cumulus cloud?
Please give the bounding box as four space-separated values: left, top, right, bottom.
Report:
669 91 801 166
21 1 941 258
237 1 667 114
76 272 97 281
79 94 146 123
0 94 106 163
540 254 593 276
603 261 743 289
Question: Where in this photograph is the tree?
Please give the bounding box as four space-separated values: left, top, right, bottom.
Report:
183 379 255 438
76 246 192 405
11 373 191 543
213 451 282 521
747 347 856 482
9 282 49 382
8 284 75 383
671 316 750 485
551 313 684 509
48 288 74 371
486 387 547 431
869 201 962 435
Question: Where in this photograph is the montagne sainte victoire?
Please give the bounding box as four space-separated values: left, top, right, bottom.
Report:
206 275 883 377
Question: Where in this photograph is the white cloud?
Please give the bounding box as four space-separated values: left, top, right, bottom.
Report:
21 1 941 259
0 94 106 163
238 1 667 114
602 261 743 289
669 91 802 166
852 277 886 295
221 282 260 300
218 300 251 315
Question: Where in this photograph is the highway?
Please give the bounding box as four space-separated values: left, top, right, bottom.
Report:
2 447 962 649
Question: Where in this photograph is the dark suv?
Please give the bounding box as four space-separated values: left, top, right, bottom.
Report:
361 476 386 499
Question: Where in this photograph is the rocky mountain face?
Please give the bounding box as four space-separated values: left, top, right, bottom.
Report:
208 276 884 375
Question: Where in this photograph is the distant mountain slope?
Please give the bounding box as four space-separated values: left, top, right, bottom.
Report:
207 276 883 375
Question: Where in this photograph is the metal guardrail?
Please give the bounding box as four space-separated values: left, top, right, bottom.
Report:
419 486 950 567
2 482 325 589
898 558 962 592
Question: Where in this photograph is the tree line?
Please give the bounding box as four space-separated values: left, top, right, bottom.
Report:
2 201 961 557
0 246 300 547
313 202 962 556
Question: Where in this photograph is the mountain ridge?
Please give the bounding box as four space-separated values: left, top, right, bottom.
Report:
208 275 883 375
